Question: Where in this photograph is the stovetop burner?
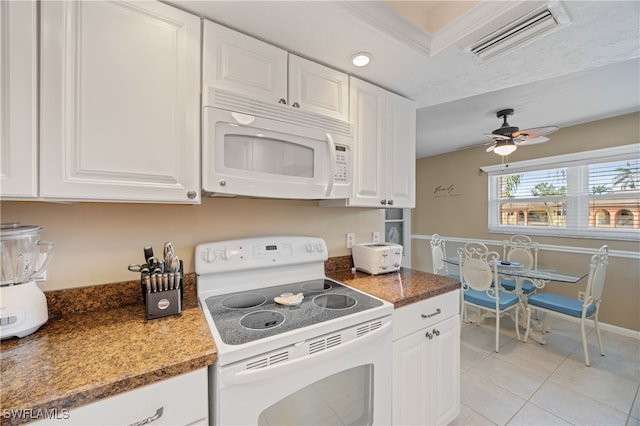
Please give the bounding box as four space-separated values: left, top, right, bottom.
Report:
221 293 267 309
240 310 285 330
312 294 356 310
204 278 383 346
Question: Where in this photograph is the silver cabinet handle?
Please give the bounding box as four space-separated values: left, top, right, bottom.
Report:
388 199 394 206
421 308 442 319
187 190 197 199
129 407 163 426
292 102 300 108
380 200 387 205
425 331 433 340
278 98 287 105
433 329 440 336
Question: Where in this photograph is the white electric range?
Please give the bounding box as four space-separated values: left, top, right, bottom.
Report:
195 236 393 426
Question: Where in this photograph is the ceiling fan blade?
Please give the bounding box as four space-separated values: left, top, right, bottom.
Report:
484 133 510 141
486 145 495 152
515 136 550 146
512 126 559 139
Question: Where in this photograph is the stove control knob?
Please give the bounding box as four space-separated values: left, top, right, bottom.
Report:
305 242 314 253
221 247 234 261
315 243 324 253
203 249 217 263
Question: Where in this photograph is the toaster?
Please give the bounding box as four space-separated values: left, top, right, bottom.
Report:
352 243 403 275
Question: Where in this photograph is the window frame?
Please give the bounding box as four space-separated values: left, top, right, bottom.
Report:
481 144 639 241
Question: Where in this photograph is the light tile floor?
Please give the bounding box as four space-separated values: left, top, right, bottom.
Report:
452 314 640 426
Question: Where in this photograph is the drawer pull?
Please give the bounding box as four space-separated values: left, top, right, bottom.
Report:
129 407 163 426
421 308 442 319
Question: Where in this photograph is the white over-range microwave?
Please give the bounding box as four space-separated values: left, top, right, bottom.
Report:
202 105 353 199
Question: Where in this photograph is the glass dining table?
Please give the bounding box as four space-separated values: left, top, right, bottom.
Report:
444 256 588 343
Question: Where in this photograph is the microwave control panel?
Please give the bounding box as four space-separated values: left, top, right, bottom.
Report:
334 145 350 183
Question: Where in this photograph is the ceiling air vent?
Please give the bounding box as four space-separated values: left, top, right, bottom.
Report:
470 6 566 61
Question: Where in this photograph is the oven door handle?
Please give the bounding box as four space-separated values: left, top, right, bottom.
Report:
221 318 391 385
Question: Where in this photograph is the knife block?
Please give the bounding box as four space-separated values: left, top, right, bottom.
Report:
139 263 183 320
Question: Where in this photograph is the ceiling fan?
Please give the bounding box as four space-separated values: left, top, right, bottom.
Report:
485 108 559 156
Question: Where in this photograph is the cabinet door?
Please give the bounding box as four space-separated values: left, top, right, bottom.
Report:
32 369 208 425
203 20 287 106
0 1 38 198
348 77 385 207
288 54 349 122
428 314 461 426
392 326 430 425
385 92 416 208
392 314 460 425
40 1 200 203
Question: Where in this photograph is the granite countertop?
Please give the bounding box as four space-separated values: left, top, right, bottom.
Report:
0 261 457 426
328 267 460 308
0 274 217 426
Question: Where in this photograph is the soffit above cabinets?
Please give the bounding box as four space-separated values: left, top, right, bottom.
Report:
169 0 640 158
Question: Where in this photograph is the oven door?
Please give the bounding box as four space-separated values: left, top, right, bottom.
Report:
211 317 392 426
203 108 352 199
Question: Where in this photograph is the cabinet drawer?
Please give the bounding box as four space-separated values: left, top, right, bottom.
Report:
392 290 459 340
32 368 208 425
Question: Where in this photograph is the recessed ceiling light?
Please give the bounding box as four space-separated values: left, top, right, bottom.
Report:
351 52 371 67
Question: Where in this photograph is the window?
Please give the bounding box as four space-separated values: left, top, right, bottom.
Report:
482 144 639 240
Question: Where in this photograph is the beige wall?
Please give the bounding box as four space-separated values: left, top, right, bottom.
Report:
1 198 384 290
411 112 640 332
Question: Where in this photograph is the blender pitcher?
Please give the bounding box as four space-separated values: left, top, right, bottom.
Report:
0 223 55 339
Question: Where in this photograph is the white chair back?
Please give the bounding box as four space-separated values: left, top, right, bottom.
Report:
586 245 609 305
458 242 499 292
430 234 449 275
503 235 539 269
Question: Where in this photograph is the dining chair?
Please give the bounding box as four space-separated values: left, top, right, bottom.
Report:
501 235 540 295
524 245 609 366
429 234 459 279
458 242 521 352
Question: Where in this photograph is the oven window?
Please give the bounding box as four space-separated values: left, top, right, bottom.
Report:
257 364 374 426
224 135 315 178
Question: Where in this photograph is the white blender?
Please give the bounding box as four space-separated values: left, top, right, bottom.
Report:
0 223 54 339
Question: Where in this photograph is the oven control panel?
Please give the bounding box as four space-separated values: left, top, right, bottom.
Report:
195 236 328 275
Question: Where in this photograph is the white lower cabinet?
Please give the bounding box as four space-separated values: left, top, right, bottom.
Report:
392 290 460 425
32 369 208 426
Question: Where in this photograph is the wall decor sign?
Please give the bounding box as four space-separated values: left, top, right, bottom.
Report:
433 184 461 198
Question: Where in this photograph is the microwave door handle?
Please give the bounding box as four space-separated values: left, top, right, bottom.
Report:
325 133 336 197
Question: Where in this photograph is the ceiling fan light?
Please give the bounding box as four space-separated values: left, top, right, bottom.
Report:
493 141 517 156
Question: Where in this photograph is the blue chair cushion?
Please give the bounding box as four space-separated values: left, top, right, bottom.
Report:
464 289 519 310
527 292 596 318
501 278 536 294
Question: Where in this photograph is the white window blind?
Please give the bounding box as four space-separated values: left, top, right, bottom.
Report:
483 144 640 241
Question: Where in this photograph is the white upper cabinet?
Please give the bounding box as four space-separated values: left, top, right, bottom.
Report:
0 1 38 199
203 20 349 123
288 54 349 122
385 91 416 208
330 77 415 208
40 1 201 203
203 20 288 106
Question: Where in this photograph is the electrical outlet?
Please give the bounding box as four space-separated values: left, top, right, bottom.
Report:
372 231 380 243
346 233 355 248
578 291 586 301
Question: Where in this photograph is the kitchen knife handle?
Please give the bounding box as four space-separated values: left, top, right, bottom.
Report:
144 245 154 263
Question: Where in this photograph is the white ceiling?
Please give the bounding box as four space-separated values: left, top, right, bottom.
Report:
168 0 640 158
